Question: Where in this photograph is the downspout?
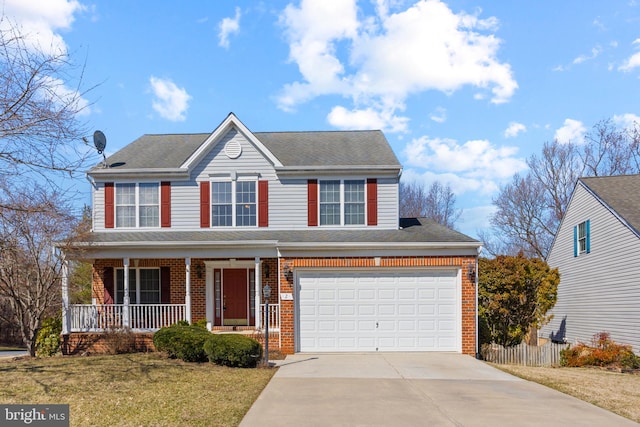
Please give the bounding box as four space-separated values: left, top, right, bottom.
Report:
475 247 480 359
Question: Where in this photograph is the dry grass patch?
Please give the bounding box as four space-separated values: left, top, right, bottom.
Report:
0 352 275 427
494 364 640 423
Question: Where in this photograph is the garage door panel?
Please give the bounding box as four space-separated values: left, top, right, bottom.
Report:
298 271 459 352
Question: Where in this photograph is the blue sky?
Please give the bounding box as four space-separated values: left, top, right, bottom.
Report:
5 0 640 238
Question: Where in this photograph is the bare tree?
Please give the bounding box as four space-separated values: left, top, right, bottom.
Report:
400 180 462 229
487 119 640 258
0 185 79 356
0 16 91 185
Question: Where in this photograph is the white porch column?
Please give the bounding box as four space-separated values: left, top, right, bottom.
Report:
123 257 130 327
185 257 192 324
255 257 261 329
61 257 70 335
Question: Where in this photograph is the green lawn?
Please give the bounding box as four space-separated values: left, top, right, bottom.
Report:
0 346 25 351
0 353 275 427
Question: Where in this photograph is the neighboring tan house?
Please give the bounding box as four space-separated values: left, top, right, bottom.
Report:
540 175 640 353
61 113 481 355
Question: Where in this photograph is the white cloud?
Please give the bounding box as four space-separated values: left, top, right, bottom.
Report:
0 0 84 55
277 0 516 131
149 76 191 122
40 75 91 116
613 113 640 129
218 7 241 49
555 118 586 144
429 107 447 123
403 135 527 195
573 46 602 64
504 122 526 138
327 105 408 132
619 39 640 71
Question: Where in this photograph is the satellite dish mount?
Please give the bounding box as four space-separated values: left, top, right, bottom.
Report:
93 130 108 168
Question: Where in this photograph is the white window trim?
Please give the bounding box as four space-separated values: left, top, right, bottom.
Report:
210 175 258 228
318 178 367 227
578 221 587 254
115 182 160 229
115 267 161 304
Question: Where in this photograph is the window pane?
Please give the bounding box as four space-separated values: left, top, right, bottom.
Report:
139 269 160 304
212 182 232 227
116 184 136 228
116 269 137 304
578 222 587 253
236 181 256 226
344 180 365 225
320 203 340 225
138 183 159 228
320 181 340 225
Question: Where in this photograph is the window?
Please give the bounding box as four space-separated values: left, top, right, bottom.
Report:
319 180 340 225
344 180 365 225
211 180 256 227
574 220 591 257
319 179 365 226
212 182 232 226
115 268 161 304
236 181 256 226
115 183 159 228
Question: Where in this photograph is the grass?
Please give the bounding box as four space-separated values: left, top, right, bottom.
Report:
0 352 275 427
494 364 640 423
0 346 25 351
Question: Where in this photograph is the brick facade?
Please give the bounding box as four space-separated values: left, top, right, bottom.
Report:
84 255 477 356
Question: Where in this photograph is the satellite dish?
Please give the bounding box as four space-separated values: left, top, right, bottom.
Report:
93 130 107 154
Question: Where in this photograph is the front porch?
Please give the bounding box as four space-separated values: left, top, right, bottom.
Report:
60 256 284 354
67 303 280 332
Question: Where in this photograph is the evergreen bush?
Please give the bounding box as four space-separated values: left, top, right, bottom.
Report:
153 323 209 362
204 334 262 368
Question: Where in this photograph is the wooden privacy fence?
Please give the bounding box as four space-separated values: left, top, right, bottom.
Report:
481 342 570 367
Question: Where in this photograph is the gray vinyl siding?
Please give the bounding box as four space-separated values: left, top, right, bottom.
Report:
540 184 640 353
91 127 401 231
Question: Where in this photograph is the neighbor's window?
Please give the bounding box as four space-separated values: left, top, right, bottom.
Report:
574 219 591 256
115 183 159 228
115 268 161 304
319 179 365 226
211 180 256 227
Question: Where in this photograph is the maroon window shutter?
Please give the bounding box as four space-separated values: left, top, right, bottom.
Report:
308 179 318 226
367 178 378 226
161 181 171 228
160 267 171 304
103 267 114 304
104 182 114 228
200 181 210 228
258 180 269 227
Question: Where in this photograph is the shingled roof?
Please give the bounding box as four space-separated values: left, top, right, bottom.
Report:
580 174 640 236
90 129 400 172
81 218 480 248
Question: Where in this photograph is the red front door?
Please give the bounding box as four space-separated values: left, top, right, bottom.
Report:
223 269 248 325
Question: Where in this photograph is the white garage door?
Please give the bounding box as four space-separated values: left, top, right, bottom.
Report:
298 270 460 352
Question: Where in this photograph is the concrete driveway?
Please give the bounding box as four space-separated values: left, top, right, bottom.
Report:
241 353 638 427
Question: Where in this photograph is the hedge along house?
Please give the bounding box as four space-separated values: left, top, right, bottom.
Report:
61 113 482 355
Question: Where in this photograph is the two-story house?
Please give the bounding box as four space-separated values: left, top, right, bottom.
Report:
61 113 481 355
540 175 640 353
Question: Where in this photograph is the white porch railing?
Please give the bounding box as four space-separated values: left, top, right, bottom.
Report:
69 304 186 332
69 303 279 332
260 303 280 330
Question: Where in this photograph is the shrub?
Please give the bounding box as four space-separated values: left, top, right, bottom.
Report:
153 324 209 362
103 327 137 355
560 332 640 369
192 319 208 329
204 334 262 368
35 317 62 357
